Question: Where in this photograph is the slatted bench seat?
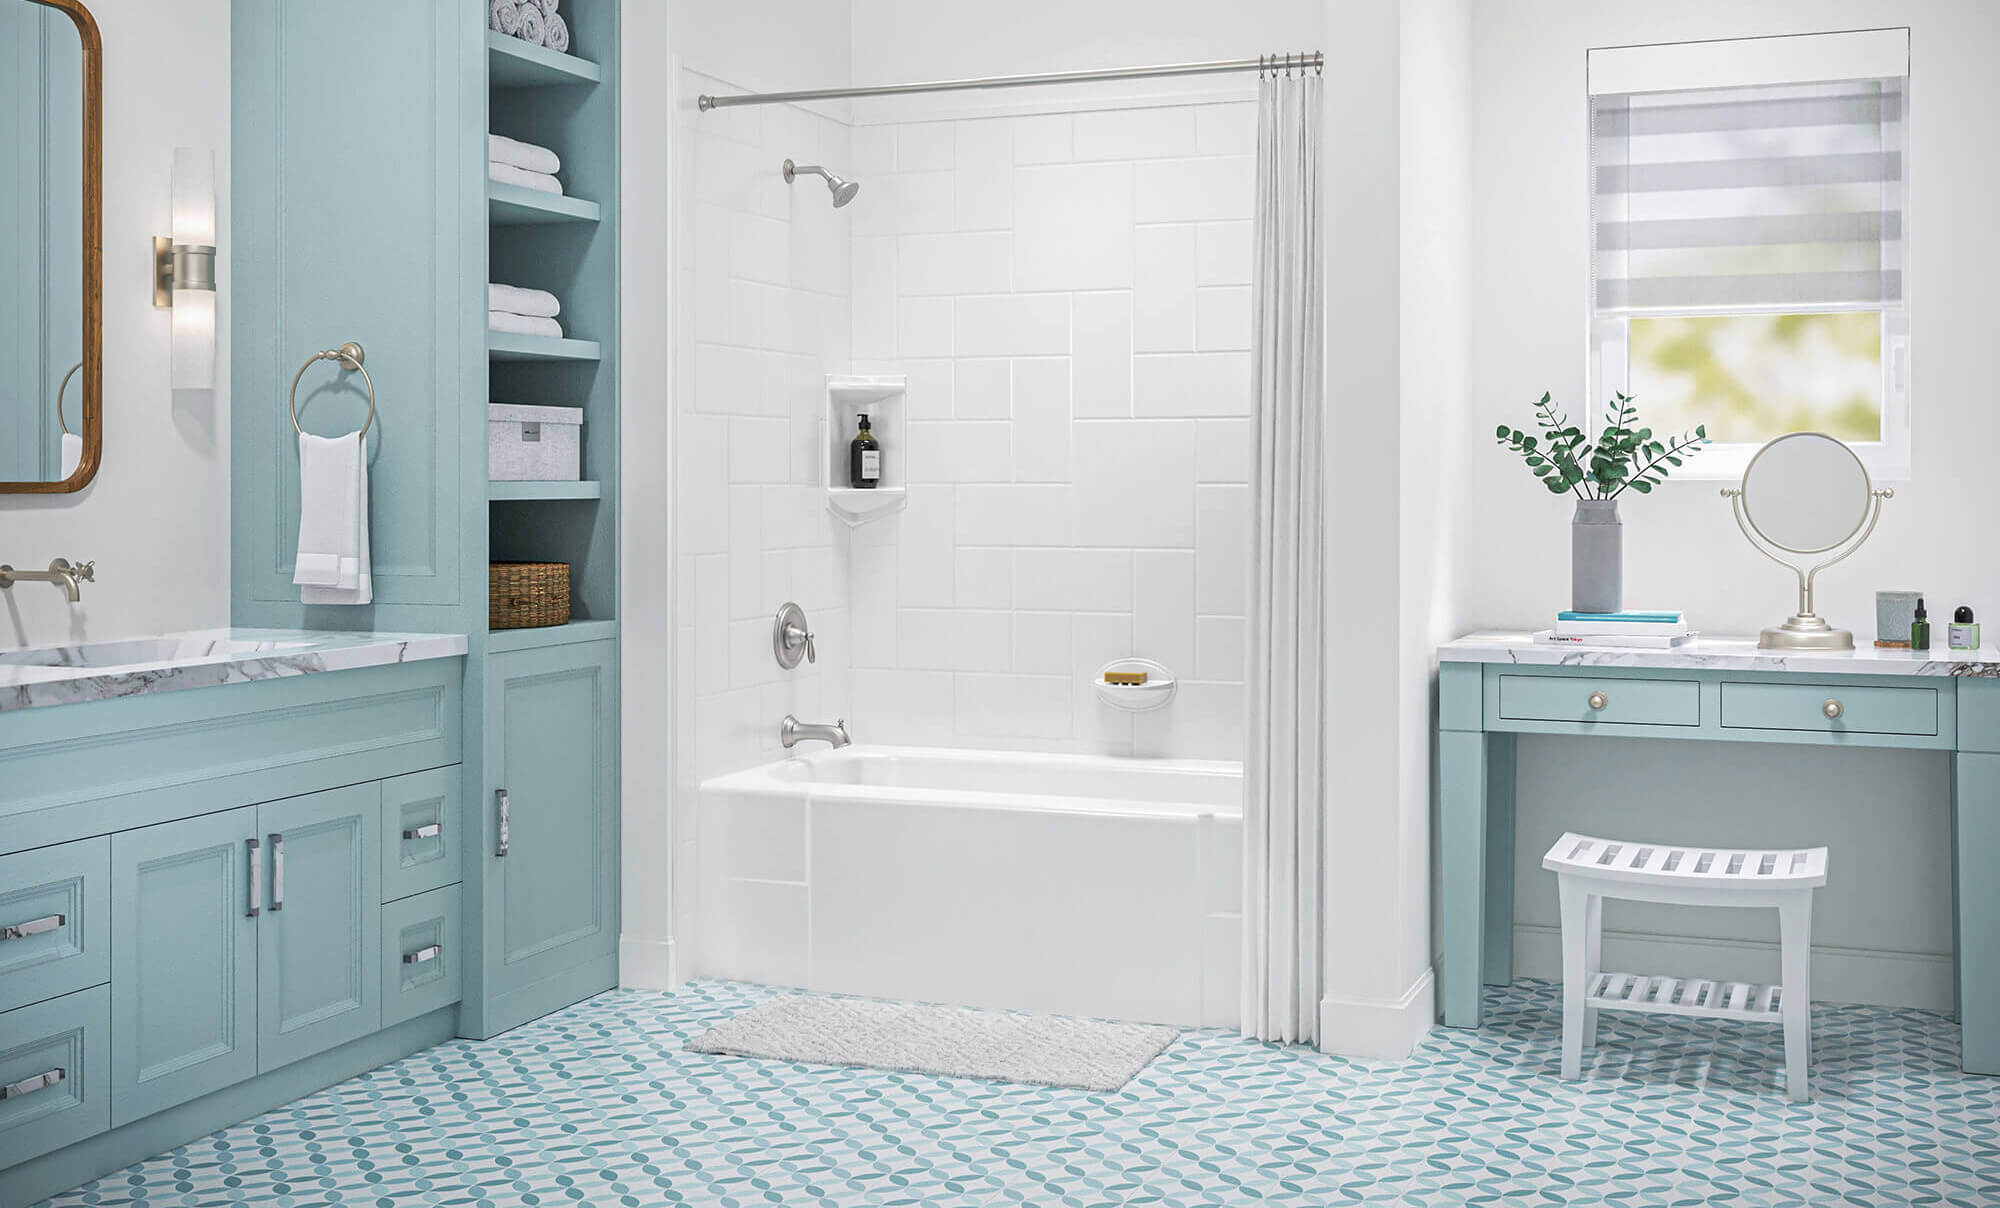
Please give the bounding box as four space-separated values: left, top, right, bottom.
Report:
1542 832 1829 1102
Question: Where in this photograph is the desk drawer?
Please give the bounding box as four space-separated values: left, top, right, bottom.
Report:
382 767 462 904
382 884 462 1028
0 838 109 1013
0 985 109 1170
1497 675 1700 727
1722 681 1938 737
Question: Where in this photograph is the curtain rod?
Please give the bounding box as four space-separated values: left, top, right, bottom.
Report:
697 51 1323 111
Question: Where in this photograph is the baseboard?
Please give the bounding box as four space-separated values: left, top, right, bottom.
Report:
619 935 676 989
1511 924 1954 1013
1318 969 1437 1060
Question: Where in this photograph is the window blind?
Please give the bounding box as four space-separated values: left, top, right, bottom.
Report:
1591 75 1905 314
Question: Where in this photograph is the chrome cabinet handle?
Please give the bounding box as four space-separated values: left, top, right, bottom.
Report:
1587 691 1609 712
270 834 285 911
402 822 442 841
402 944 443 965
496 789 510 857
0 914 65 942
246 837 261 917
0 1068 64 1100
1823 699 1844 720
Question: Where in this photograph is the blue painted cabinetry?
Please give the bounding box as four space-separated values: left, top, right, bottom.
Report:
256 785 384 1072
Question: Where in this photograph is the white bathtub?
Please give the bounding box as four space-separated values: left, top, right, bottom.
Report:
698 746 1243 1027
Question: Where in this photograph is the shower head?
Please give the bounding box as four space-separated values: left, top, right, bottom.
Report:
782 158 861 208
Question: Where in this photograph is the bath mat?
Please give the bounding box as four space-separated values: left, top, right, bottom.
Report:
685 993 1180 1092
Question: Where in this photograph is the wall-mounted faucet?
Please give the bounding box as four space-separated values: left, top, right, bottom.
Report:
0 558 96 603
781 715 850 750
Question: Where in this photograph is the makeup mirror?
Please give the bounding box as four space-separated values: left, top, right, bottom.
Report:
1722 432 1892 650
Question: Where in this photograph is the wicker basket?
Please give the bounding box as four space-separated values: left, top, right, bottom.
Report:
489 562 570 630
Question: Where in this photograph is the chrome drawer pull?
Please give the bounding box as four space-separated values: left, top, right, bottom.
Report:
246 837 261 918
1587 691 1609 712
270 834 285 911
0 914 65 942
1823 699 1844 720
496 789 510 857
1 1068 64 1099
402 822 442 841
402 944 443 965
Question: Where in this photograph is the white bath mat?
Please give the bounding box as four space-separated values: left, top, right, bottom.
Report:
685 993 1180 1092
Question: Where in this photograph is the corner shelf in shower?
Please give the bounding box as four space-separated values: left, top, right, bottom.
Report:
485 31 601 87
488 332 602 362
824 375 908 525
488 183 601 225
488 480 602 501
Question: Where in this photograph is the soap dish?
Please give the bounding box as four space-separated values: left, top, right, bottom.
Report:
1094 658 1177 713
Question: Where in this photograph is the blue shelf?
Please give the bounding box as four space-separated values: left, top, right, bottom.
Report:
487 619 619 653
488 182 600 225
488 480 602 501
486 31 601 87
488 332 601 362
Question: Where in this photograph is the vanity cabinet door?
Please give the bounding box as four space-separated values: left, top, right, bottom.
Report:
256 785 382 1071
480 640 618 1032
109 807 259 1126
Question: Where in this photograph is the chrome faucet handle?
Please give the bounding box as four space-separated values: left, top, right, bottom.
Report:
773 602 817 668
70 559 94 582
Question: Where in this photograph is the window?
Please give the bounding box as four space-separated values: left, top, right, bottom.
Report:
1587 30 1910 478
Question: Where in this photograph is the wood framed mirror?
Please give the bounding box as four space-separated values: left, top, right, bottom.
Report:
1 0 101 493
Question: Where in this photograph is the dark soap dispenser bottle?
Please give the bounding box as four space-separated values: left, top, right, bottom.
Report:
849 413 881 489
1911 598 1931 651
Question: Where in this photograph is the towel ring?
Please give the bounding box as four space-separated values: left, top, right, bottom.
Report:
55 362 82 436
289 342 374 438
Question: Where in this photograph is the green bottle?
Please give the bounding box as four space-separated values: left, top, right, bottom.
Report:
1911 597 1930 651
849 413 881 489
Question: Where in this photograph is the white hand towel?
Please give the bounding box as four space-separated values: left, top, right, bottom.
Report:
489 310 565 339
515 4 544 46
489 0 521 35
488 133 560 176
489 283 561 319
488 161 563 195
59 433 82 479
541 11 569 53
294 432 373 605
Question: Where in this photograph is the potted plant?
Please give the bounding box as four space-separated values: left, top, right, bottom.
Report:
1496 392 1707 613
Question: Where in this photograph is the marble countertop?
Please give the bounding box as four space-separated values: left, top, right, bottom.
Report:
1 629 469 712
1440 631 2000 678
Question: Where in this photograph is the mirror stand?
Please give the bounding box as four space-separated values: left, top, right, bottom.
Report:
1721 485 1894 650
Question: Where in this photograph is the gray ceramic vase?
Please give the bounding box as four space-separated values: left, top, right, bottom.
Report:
1571 498 1623 614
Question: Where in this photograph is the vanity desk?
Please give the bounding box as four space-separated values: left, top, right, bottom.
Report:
1438 632 2000 1075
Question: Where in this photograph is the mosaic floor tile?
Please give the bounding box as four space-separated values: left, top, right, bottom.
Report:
37 979 2000 1207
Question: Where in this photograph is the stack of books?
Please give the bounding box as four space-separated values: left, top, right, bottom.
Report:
1534 610 1695 649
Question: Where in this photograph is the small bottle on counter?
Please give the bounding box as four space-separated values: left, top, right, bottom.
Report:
849 413 881 489
1911 598 1931 651
1950 606 1981 652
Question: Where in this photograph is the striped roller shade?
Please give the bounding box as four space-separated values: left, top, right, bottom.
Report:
1591 76 1906 315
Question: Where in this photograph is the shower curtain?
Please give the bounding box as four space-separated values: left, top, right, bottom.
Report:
1242 67 1324 1045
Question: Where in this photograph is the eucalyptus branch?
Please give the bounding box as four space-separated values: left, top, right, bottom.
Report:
1603 429 1709 500
1498 392 1707 502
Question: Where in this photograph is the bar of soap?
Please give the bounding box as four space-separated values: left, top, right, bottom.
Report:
1103 671 1149 686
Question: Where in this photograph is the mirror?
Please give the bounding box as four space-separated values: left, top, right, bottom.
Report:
1723 432 1891 650
0 0 100 493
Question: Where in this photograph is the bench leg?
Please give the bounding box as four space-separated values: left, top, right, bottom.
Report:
1559 877 1588 1080
1780 895 1813 1102
1583 893 1603 1052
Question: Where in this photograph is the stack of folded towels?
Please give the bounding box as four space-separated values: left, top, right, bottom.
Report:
489 133 563 196
490 283 565 341
489 0 569 54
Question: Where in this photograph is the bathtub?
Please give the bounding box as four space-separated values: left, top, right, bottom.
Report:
698 746 1243 1027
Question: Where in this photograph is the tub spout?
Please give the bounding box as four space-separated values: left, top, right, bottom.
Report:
781 715 850 750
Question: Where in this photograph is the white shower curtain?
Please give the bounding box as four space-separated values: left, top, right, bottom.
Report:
1241 68 1325 1045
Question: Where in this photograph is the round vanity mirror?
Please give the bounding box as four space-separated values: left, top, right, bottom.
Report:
1739 433 1872 554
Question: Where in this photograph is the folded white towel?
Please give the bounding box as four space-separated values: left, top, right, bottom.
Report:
294 432 372 606
489 0 521 35
542 11 569 53
488 133 560 175
516 3 544 46
488 161 562 195
490 283 561 319
59 433 82 479
490 310 565 339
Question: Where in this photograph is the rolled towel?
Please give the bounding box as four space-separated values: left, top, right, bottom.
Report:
489 0 521 35
533 0 557 16
489 283 561 319
490 311 565 340
488 133 560 175
488 161 563 195
541 11 569 53
515 3 544 46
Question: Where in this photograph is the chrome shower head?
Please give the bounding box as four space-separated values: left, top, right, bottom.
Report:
782 158 861 208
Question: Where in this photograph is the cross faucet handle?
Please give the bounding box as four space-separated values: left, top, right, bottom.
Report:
73 560 95 582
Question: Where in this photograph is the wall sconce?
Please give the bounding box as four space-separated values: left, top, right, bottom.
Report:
155 147 216 389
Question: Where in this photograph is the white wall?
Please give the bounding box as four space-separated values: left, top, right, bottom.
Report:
0 0 231 651
1465 0 2000 1007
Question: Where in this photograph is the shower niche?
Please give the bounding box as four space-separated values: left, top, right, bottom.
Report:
824 374 906 524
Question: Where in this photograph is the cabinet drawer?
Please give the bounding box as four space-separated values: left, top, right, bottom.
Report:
0 985 109 1170
1722 681 1939 737
382 767 463 903
382 884 462 1028
1497 675 1700 727
0 838 109 1013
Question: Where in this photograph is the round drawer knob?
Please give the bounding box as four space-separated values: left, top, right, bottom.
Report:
1587 691 1608 712
1823 699 1844 720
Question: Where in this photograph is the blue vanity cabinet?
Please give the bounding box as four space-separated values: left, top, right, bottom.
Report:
0 986 109 1172
109 808 261 1126
471 639 619 1037
255 785 383 1072
0 838 108 1014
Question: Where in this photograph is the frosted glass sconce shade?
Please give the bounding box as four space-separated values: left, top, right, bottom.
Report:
159 147 218 389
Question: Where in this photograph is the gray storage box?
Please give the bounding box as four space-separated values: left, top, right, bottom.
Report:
488 403 582 481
